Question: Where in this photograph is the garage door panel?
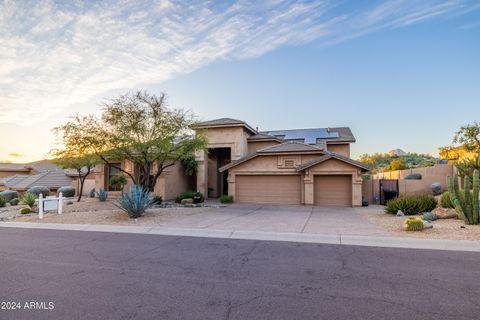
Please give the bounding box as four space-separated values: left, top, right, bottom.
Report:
314 175 352 207
236 175 301 204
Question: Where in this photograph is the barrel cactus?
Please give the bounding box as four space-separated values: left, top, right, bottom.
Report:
0 190 19 202
26 186 50 197
57 186 75 198
19 207 32 214
403 217 425 231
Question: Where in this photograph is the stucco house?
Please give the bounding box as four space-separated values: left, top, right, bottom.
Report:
94 118 370 206
193 118 370 206
0 160 95 195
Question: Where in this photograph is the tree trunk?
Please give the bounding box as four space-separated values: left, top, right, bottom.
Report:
77 167 91 202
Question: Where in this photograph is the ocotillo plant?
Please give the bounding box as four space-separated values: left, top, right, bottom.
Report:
447 170 480 225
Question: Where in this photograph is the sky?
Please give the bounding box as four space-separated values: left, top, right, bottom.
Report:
0 0 479 162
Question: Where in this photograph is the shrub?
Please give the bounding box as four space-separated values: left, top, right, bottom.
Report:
26 186 50 197
9 198 20 206
116 185 154 218
109 174 127 191
57 186 76 198
403 217 425 231
181 198 193 205
0 190 19 202
422 212 438 221
385 195 437 215
405 173 422 180
220 195 234 204
175 191 204 204
0 196 6 208
19 207 32 215
152 196 162 205
97 189 108 201
440 192 455 209
21 192 37 207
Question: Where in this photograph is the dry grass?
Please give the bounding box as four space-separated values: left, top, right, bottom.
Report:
360 206 480 240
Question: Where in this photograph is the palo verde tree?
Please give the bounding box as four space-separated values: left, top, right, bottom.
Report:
453 121 480 153
50 147 98 202
54 91 207 192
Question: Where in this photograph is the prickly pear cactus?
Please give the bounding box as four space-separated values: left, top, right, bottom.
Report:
403 217 425 231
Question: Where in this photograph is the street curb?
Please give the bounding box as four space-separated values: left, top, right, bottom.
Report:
1 222 480 252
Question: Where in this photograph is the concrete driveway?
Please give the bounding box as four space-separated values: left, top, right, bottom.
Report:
157 204 387 236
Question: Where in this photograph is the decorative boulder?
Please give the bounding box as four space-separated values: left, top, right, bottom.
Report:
396 210 405 216
57 186 75 198
181 198 194 205
26 186 50 197
0 190 19 202
431 182 442 196
432 207 458 219
422 220 434 229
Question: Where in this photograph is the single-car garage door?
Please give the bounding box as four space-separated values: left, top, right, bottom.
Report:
314 175 352 207
236 175 301 204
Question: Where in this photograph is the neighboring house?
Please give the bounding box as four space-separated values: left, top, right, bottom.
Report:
0 171 73 194
0 160 94 195
94 118 370 206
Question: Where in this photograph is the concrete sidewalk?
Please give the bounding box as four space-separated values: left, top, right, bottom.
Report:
1 221 480 252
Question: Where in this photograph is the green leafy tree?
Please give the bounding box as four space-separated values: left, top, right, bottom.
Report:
50 133 99 202
54 91 207 191
386 159 408 171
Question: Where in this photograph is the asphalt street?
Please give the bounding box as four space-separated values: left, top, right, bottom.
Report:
0 227 479 320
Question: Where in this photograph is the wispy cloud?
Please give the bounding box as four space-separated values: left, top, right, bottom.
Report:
8 152 22 158
0 0 477 124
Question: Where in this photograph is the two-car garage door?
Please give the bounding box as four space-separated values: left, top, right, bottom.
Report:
314 175 352 207
236 175 301 204
235 174 352 206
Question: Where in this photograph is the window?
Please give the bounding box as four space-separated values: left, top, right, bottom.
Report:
108 163 122 191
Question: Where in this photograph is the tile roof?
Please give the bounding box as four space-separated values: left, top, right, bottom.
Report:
296 152 371 172
4 171 73 190
219 141 326 172
257 141 325 153
191 118 257 134
247 133 282 142
0 163 30 172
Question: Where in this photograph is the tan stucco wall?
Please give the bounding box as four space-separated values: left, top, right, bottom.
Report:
195 126 252 196
326 143 350 157
95 160 189 200
227 154 362 206
153 162 191 200
247 141 280 153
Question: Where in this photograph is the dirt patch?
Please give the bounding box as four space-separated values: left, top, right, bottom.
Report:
360 206 480 240
13 198 213 226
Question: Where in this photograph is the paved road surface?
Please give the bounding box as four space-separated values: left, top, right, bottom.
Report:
0 227 479 320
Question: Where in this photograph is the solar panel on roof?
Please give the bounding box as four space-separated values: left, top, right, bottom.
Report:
265 129 339 145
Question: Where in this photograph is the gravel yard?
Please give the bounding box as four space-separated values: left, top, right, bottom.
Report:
5 198 213 226
359 206 480 241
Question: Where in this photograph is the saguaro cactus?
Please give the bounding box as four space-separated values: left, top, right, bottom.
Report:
448 170 480 225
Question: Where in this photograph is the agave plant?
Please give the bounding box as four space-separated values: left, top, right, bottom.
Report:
116 185 154 218
21 192 38 207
